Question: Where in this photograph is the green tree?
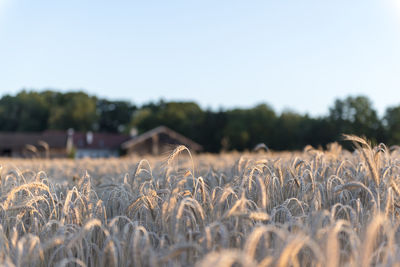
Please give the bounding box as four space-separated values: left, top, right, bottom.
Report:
1 89 397 152
132 101 205 143
47 92 98 131
384 106 400 145
0 91 49 131
223 104 276 151
274 111 306 150
302 117 336 149
97 99 136 133
198 110 227 152
328 96 382 142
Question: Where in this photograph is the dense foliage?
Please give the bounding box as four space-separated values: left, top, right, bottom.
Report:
1 139 400 266
0 90 399 151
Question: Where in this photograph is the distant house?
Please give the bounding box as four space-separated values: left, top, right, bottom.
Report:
121 126 203 156
72 131 130 158
0 131 68 158
0 126 202 158
0 130 130 158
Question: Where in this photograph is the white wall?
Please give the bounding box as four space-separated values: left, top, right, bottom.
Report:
75 149 119 158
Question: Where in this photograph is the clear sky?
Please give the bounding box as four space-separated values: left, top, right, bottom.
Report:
1 0 400 116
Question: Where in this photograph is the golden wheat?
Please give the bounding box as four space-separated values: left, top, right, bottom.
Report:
0 138 399 266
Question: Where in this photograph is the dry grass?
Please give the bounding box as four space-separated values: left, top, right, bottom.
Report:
1 138 400 266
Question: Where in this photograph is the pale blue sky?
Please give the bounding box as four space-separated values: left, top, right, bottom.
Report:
1 0 400 116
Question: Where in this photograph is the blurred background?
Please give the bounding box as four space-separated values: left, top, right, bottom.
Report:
0 0 400 154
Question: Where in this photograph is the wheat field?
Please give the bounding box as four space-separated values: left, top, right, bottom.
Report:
1 137 400 266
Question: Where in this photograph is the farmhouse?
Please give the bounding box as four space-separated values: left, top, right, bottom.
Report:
0 131 68 158
122 126 203 156
0 126 202 158
0 130 130 158
72 131 130 158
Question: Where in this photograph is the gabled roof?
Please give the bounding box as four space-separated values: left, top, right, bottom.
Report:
121 126 203 151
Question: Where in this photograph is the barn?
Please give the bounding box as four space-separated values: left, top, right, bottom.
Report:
0 126 202 158
121 126 203 156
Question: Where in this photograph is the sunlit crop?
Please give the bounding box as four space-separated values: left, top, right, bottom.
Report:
1 137 400 266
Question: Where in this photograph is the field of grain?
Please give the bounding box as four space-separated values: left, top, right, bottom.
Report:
1 136 400 266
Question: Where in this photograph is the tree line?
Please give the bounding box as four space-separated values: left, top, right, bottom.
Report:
0 90 399 152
